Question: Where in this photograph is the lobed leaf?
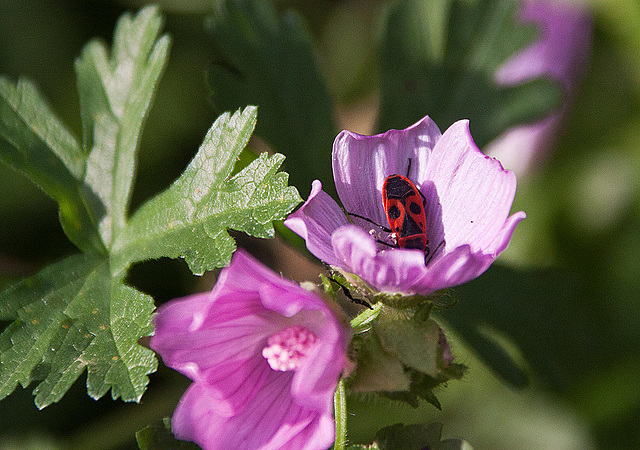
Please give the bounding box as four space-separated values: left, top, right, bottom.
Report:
0 255 156 408
379 0 562 147
0 77 103 253
76 5 170 247
0 6 168 407
0 5 301 410
114 106 302 275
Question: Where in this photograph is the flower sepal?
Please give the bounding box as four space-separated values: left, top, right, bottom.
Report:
345 304 466 410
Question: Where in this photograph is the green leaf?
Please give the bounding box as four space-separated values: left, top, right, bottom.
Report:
0 77 103 254
379 0 562 147
114 106 302 275
0 6 172 407
75 5 170 247
0 255 156 408
206 0 337 196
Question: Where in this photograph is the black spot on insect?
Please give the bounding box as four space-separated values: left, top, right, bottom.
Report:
388 205 401 219
409 202 421 215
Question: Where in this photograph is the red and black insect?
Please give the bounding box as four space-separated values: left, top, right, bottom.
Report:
382 173 428 251
349 161 442 263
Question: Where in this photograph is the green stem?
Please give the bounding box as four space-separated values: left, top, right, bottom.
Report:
350 301 383 333
333 379 347 450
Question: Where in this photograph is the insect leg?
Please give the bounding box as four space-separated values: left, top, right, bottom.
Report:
347 211 392 233
327 276 372 309
424 239 445 266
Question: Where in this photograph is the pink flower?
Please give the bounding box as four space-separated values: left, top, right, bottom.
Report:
150 249 349 450
285 116 525 296
486 0 592 175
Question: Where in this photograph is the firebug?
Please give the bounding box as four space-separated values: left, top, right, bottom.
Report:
348 160 443 264
382 173 428 251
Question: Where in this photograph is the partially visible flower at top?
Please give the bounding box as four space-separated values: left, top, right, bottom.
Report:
486 0 592 175
150 249 350 450
285 116 525 296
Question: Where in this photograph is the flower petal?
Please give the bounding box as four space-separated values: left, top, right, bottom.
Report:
333 116 442 226
425 120 523 253
292 309 348 411
331 225 430 294
258 282 349 411
413 211 524 292
172 372 334 450
154 249 348 450
413 245 495 293
151 288 279 380
284 180 348 266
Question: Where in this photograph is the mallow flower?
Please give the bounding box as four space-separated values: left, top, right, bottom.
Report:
150 249 349 450
486 0 592 175
285 116 525 296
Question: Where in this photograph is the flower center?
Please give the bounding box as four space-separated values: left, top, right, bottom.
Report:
262 325 318 372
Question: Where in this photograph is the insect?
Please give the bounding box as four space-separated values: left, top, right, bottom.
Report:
382 173 428 251
348 160 443 264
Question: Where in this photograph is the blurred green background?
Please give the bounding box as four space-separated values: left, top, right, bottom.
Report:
0 0 639 448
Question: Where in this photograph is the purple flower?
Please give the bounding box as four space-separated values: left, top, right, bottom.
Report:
150 249 349 450
486 0 592 175
285 116 525 296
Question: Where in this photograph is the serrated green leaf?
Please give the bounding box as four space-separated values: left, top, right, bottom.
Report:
114 106 302 275
0 255 156 408
76 5 170 247
379 0 562 147
0 77 103 253
206 0 336 196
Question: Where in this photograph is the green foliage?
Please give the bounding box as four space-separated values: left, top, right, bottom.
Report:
206 0 337 196
375 315 441 377
0 78 103 254
0 6 300 409
114 107 300 275
379 0 562 147
75 7 171 248
0 255 156 408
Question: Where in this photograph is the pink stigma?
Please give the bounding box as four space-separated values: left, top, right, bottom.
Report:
262 325 319 372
